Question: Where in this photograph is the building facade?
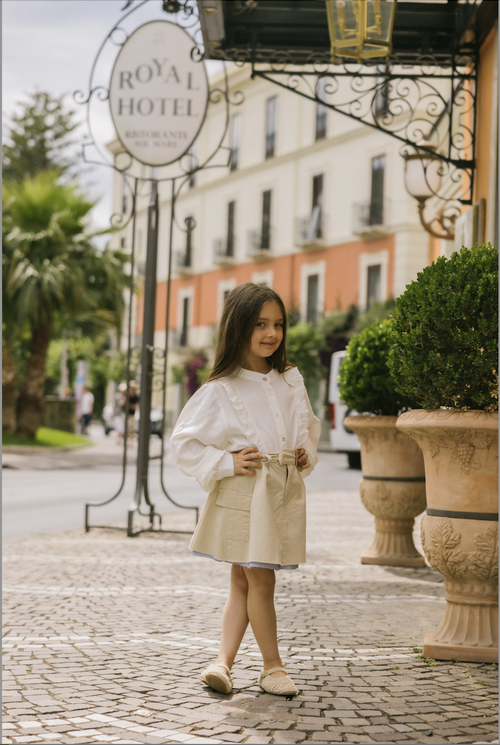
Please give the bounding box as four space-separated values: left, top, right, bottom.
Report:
108 41 497 425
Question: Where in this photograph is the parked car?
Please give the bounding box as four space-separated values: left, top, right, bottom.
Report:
102 405 164 438
328 350 361 469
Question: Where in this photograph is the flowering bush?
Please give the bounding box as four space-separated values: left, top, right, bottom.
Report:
172 350 209 398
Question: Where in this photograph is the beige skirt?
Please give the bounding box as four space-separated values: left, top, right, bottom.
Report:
189 450 306 567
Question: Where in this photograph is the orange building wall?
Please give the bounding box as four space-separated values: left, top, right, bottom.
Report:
474 27 495 224
149 235 395 332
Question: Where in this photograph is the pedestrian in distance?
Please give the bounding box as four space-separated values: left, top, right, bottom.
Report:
114 383 127 443
171 283 321 697
80 385 94 435
126 381 139 438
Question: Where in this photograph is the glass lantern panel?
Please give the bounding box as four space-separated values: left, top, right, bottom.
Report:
365 0 396 44
405 157 442 200
329 0 361 43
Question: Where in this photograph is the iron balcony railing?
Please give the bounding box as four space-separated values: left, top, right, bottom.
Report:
214 237 236 265
247 227 274 257
174 250 193 275
296 208 327 249
353 199 390 235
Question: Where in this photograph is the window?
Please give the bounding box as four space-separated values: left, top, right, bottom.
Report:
315 77 328 140
310 174 324 239
179 296 190 347
229 114 240 172
185 216 193 267
226 201 235 257
261 190 272 250
188 144 197 188
366 264 382 309
374 65 390 120
359 251 388 311
218 278 237 319
265 96 278 159
370 155 385 226
306 274 319 324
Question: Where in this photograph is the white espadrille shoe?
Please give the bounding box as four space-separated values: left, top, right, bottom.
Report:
200 663 233 694
258 667 298 696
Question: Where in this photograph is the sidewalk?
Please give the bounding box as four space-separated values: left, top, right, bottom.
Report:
3 485 498 745
2 425 143 470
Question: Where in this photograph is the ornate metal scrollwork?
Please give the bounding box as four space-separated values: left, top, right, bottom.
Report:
80 0 243 535
207 40 477 206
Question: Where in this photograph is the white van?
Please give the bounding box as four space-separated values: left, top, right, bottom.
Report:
328 350 361 469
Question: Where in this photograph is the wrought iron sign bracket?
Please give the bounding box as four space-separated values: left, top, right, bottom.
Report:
249 49 477 206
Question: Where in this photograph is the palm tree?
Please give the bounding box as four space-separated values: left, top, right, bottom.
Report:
3 171 128 438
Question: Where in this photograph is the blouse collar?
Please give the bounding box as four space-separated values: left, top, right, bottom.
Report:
237 367 274 382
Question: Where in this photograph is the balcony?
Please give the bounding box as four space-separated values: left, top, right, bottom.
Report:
174 251 193 277
296 208 326 250
214 237 236 267
247 228 274 260
353 199 390 238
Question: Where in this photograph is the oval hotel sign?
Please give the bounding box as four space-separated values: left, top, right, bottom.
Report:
109 21 209 167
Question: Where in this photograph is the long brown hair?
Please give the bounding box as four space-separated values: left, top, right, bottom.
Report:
206 283 293 383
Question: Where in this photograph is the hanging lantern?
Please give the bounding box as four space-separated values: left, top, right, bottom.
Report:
325 0 397 62
403 140 442 202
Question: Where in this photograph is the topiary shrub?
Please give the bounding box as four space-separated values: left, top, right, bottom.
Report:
338 318 414 416
387 244 498 412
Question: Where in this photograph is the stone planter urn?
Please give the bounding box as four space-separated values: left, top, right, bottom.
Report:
397 409 498 663
345 415 426 567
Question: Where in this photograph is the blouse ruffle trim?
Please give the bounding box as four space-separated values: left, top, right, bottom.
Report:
217 367 310 454
216 378 265 453
283 367 310 449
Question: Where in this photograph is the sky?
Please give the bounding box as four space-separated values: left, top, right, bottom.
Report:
2 0 223 235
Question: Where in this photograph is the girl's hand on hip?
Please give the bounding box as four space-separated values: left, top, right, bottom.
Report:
297 448 309 471
233 446 263 476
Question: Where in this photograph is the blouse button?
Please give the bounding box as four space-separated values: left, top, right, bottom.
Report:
282 437 287 442
276 413 281 418
268 391 274 396
262 376 267 381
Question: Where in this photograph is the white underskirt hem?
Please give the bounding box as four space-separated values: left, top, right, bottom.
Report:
192 550 298 570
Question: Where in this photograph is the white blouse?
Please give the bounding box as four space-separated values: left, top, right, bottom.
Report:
171 366 322 492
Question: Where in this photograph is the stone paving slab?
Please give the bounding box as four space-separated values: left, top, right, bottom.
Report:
3 488 498 745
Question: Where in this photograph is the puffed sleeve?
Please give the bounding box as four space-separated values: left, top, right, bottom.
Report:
300 388 322 478
170 383 235 492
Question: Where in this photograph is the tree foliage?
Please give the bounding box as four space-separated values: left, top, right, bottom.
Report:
286 323 327 385
2 171 128 436
2 92 79 182
387 244 498 412
339 319 415 416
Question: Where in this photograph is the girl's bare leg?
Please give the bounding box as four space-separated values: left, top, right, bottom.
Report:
215 565 250 670
243 567 286 678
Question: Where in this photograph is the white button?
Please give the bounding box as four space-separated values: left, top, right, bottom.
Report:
276 413 281 418
282 437 287 442
262 377 267 381
268 391 274 396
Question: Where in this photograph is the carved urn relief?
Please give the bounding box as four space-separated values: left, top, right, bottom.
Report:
397 409 498 663
344 415 426 567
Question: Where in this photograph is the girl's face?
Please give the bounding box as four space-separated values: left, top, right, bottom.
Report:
244 300 284 370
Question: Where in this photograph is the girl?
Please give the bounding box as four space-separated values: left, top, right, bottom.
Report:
171 283 321 696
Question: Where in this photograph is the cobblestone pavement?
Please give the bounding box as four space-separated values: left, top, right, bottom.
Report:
3 487 498 745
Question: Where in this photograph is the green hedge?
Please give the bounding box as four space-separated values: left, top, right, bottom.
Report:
387 244 498 412
338 319 414 416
